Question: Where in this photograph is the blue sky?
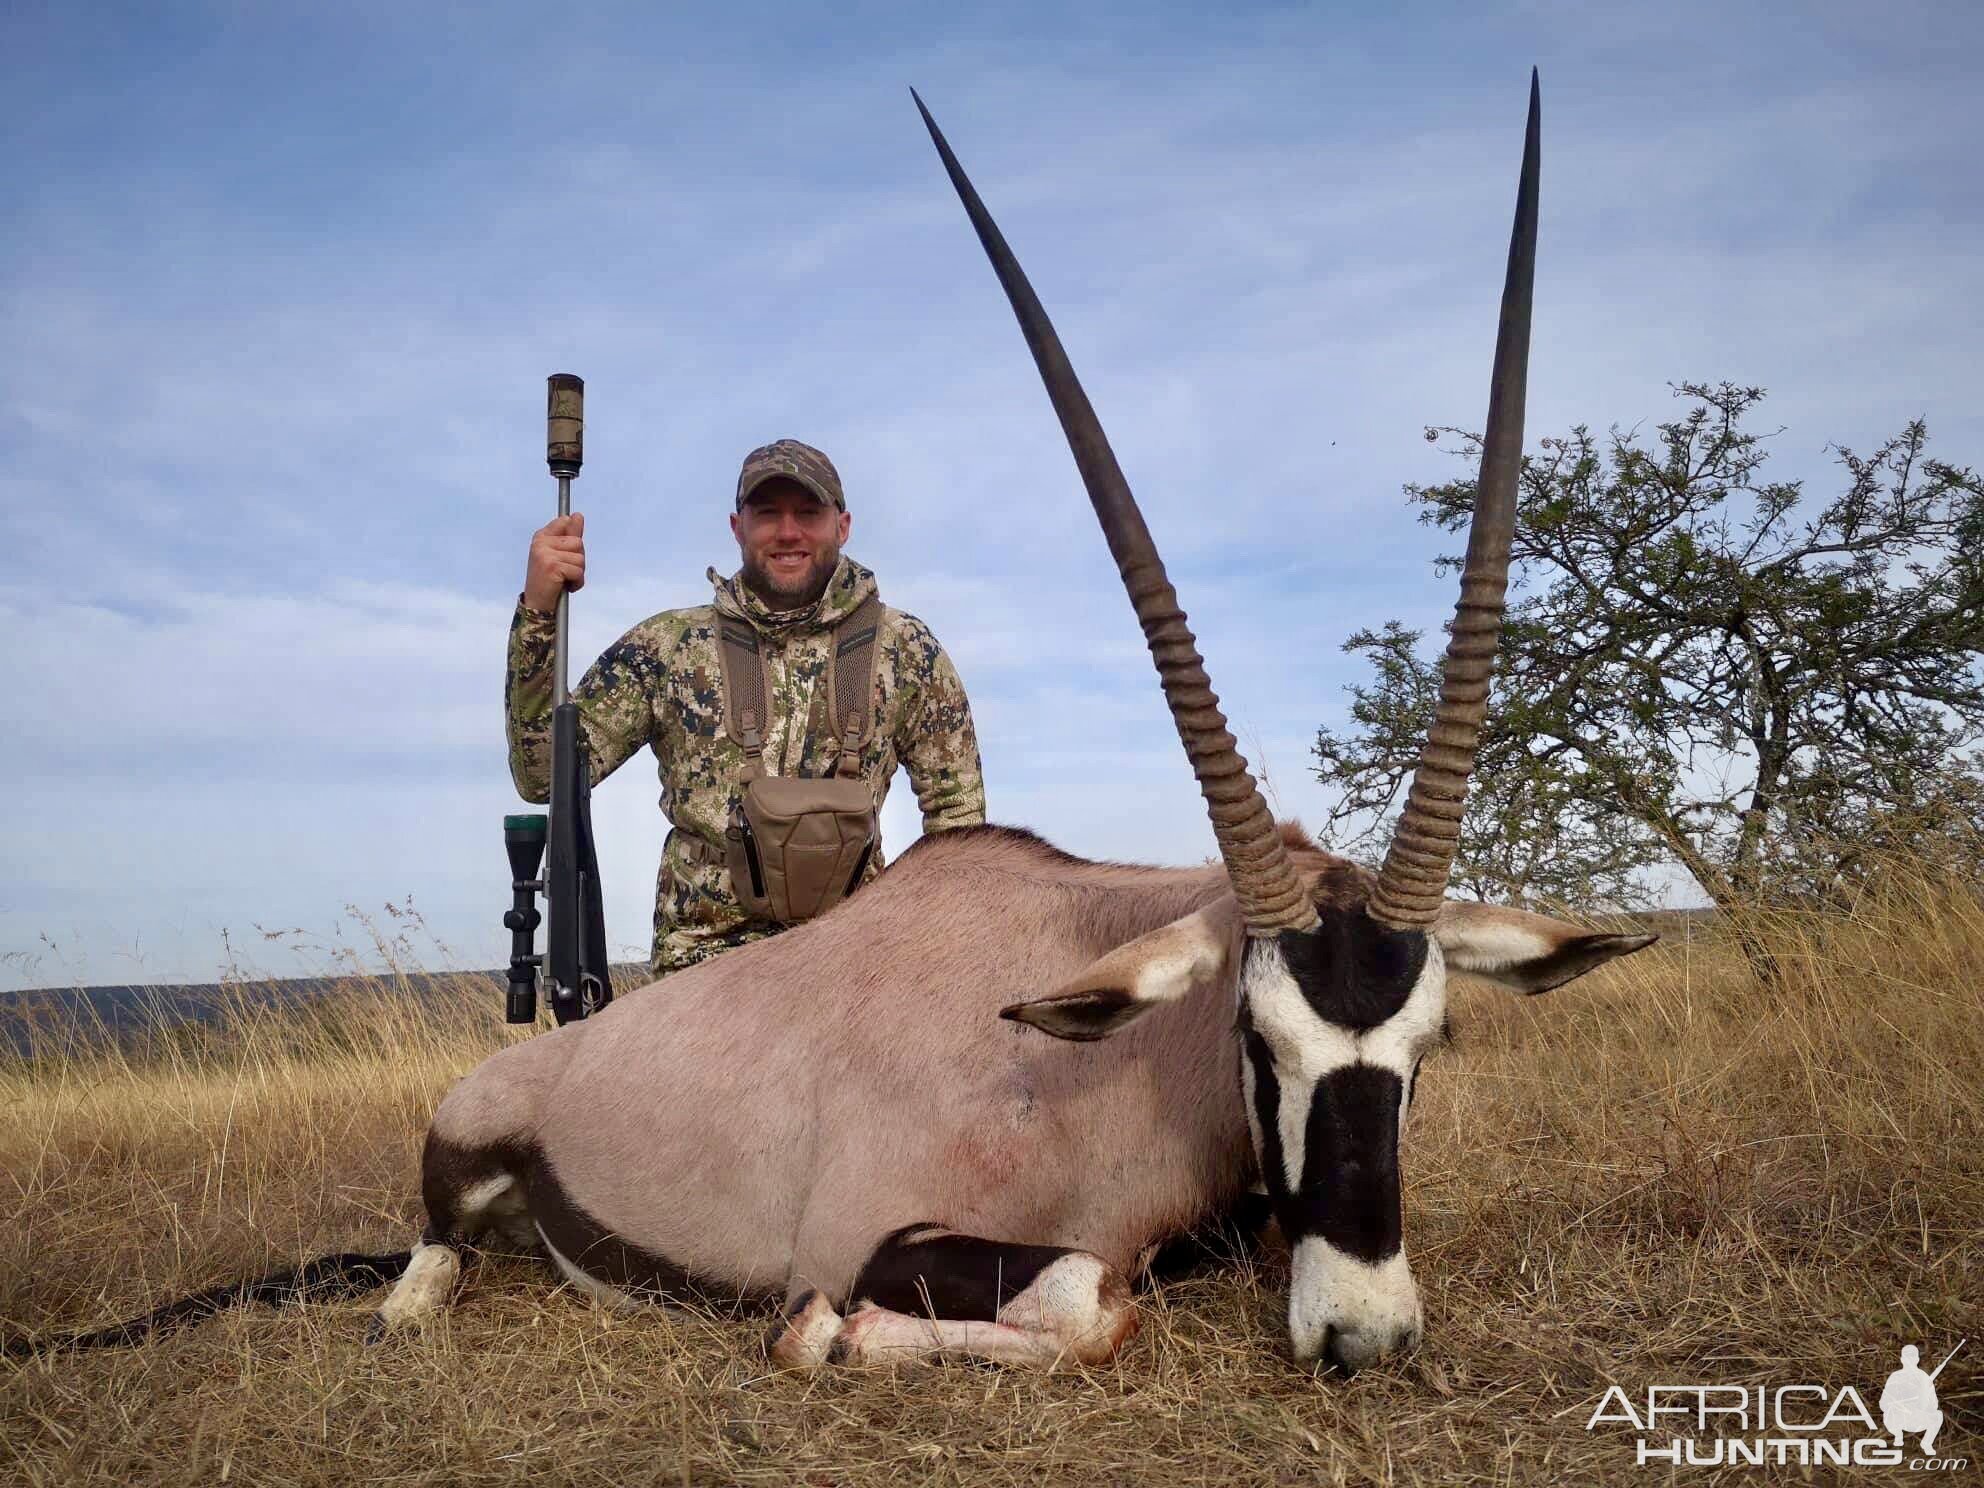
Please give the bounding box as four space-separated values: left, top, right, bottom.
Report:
3 1 1979 989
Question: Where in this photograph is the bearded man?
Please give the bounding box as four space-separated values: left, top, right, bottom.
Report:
507 439 986 979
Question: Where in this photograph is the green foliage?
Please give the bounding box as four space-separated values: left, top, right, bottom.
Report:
1314 382 1984 913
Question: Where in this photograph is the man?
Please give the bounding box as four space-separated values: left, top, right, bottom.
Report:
506 438 986 979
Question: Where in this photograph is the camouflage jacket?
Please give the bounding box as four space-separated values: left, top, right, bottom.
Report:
506 557 985 978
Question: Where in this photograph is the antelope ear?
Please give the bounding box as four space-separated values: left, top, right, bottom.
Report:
1434 901 1657 994
1001 900 1240 1042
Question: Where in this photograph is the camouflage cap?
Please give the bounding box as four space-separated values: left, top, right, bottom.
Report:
736 439 846 512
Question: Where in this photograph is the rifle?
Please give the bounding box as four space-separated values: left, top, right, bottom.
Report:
503 374 613 1026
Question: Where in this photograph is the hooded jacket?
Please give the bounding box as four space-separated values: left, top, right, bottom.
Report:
506 557 985 979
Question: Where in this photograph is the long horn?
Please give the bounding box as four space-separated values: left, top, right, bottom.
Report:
914 89 1316 937
1367 72 1541 931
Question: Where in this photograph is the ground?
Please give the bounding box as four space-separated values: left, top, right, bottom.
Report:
2 871 1977 1485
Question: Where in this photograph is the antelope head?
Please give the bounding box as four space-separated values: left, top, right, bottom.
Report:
920 75 1654 1372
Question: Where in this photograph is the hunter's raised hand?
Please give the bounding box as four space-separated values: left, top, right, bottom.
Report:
525 512 586 614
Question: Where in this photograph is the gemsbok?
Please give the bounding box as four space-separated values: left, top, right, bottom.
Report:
367 72 1650 1375
19 73 1654 1375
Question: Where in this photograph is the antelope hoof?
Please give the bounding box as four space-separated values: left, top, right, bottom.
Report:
765 1290 844 1370
369 1242 461 1339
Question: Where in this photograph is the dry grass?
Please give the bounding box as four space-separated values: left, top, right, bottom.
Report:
2 869 1979 1486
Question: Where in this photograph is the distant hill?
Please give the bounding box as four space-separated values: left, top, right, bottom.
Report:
0 964 653 1058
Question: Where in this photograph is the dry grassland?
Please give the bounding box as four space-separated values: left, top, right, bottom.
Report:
2 868 1979 1486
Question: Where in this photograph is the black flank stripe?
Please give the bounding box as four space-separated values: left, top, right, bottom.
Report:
527 1157 778 1312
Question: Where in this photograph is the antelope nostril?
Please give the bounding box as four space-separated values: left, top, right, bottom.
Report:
1321 1325 1362 1378
1299 1323 1337 1372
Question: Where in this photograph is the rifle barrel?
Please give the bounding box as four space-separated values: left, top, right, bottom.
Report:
554 473 572 709
1928 1338 1965 1381
545 374 584 710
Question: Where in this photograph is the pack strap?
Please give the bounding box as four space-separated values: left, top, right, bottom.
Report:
716 595 886 782
717 620 768 783
824 594 884 779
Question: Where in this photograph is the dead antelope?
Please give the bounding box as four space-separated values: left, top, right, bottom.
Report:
369 72 1648 1374
19 74 1652 1375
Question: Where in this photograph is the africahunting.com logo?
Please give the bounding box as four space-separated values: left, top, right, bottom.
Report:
1585 1341 1966 1470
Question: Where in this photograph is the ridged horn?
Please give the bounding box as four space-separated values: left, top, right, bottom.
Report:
913 88 1316 937
1368 71 1541 931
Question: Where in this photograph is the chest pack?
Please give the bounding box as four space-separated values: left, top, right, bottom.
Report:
716 594 884 925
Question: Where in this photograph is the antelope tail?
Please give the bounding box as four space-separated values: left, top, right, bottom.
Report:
3 1250 412 1357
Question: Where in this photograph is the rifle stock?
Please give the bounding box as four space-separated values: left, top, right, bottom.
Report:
545 700 610 1022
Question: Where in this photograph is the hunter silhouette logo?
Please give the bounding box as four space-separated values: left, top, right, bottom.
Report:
1585 1339 1967 1470
1883 1342 1959 1456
